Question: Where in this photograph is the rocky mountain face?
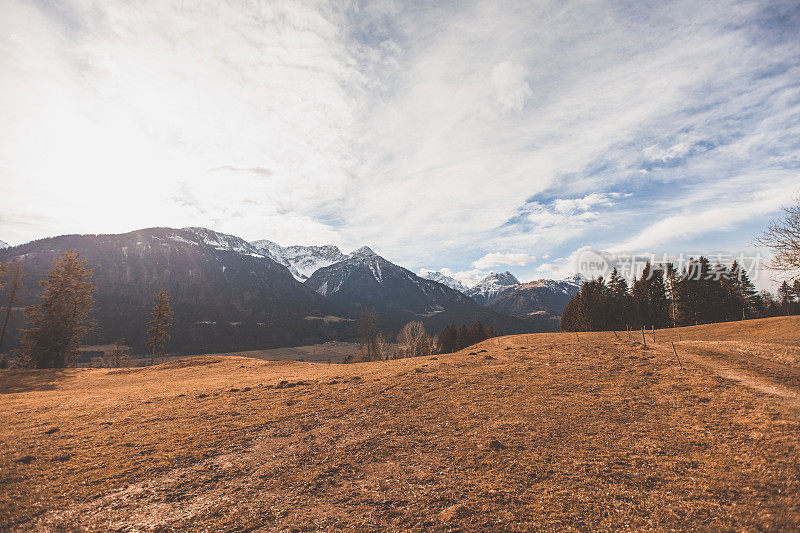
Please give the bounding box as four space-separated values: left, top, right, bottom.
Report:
466 271 521 305
418 270 468 293
484 276 584 319
250 240 347 281
0 227 354 354
304 249 546 335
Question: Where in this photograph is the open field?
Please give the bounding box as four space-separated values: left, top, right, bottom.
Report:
1 317 799 531
198 342 360 364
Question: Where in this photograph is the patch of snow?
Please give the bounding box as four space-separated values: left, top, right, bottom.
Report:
251 239 346 281
419 270 468 293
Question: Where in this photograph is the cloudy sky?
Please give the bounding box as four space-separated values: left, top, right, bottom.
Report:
2 0 798 288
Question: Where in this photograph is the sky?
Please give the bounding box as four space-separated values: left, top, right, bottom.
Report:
1 0 799 290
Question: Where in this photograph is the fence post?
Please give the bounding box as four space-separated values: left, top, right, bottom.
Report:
672 342 684 370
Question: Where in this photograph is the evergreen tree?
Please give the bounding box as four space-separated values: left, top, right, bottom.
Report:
437 324 458 354
631 263 670 329
469 322 488 344
793 281 800 315
730 260 761 319
0 261 24 355
607 268 632 330
778 281 792 315
674 257 713 326
560 291 581 331
455 324 472 350
146 288 174 365
19 250 95 368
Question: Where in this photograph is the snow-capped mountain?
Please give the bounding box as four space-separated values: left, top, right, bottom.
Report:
485 275 583 318
304 249 541 334
0 239 7 249
0 227 352 353
466 271 521 305
251 239 347 281
418 270 468 293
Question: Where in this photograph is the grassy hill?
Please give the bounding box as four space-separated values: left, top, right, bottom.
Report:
1 317 799 530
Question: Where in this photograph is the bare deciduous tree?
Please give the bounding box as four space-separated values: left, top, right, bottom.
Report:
397 321 437 358
756 200 800 278
356 308 380 361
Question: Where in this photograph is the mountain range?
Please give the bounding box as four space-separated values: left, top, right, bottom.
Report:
421 270 584 319
305 248 541 334
0 228 352 354
0 239 7 249
0 227 563 355
482 276 584 318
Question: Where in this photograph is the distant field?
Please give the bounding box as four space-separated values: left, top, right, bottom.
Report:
1 317 798 530
79 342 361 368
196 342 360 364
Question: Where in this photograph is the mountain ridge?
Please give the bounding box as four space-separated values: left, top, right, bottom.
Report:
250 239 347 281
0 227 354 354
304 251 549 335
418 270 469 293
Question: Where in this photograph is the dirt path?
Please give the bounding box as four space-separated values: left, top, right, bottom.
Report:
652 341 800 412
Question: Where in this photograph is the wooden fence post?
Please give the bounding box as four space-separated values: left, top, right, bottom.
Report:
672 342 684 370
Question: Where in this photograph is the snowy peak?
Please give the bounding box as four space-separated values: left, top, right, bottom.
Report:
483 274 583 319
350 246 377 258
487 271 521 286
306 248 392 296
178 227 260 256
0 239 7 250
466 271 521 305
250 239 347 281
250 239 284 258
419 270 468 293
564 273 586 286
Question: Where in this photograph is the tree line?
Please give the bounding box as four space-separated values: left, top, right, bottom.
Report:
350 308 501 362
561 258 799 332
0 250 173 369
437 322 502 353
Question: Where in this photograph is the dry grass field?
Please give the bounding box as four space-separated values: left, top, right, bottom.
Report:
1 316 799 531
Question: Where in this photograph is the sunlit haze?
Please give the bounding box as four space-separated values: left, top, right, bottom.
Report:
2 0 799 289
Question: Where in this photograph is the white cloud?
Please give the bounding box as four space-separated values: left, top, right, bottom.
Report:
553 193 620 214
643 142 692 162
0 0 797 296
609 172 795 253
472 252 536 269
491 61 532 112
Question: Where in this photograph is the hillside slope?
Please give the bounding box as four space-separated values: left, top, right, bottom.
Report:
2 317 798 530
0 227 353 353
